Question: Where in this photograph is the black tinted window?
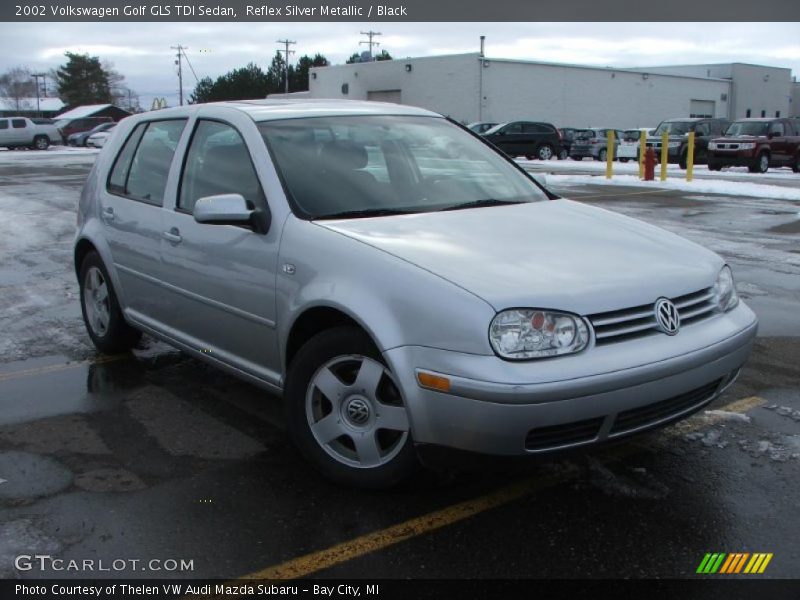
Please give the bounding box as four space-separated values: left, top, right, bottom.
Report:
108 123 147 195
125 120 186 205
504 123 523 134
12 119 26 129
523 123 550 134
0 120 7 130
179 120 265 214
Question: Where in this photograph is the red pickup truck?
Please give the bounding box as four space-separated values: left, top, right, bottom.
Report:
707 118 800 173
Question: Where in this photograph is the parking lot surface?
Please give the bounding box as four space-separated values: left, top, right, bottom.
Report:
0 149 798 579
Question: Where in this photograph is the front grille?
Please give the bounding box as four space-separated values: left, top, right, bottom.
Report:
609 379 722 436
714 142 742 150
588 287 715 346
525 417 604 451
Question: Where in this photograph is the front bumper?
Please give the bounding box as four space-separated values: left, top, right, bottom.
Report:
384 303 757 456
708 153 758 168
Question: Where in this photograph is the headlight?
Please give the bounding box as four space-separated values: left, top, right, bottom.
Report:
712 265 739 312
667 141 681 148
708 142 718 150
738 142 755 150
489 309 589 360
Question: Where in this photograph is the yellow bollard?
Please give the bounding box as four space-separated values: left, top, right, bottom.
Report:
660 131 669 181
686 131 695 182
639 129 646 179
606 129 615 179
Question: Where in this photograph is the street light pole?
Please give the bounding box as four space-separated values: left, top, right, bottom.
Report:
276 39 296 95
31 73 46 116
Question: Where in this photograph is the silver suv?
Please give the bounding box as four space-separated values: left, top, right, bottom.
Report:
75 100 757 487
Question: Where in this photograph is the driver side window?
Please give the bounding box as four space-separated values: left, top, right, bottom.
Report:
178 120 266 214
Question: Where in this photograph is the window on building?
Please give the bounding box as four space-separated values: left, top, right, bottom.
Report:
746 109 751 117
775 111 781 118
761 110 766 118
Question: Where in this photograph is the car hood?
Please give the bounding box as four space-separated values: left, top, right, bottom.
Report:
316 200 723 314
710 135 765 142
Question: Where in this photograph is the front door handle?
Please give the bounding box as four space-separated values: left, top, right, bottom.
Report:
101 207 114 221
162 228 182 244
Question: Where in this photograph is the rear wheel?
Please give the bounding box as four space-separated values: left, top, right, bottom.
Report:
597 148 608 162
619 157 629 163
678 151 688 170
32 135 49 151
793 155 800 173
708 163 722 172
285 326 418 488
79 251 141 354
537 144 554 160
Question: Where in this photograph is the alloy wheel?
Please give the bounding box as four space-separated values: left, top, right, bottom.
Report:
83 266 110 337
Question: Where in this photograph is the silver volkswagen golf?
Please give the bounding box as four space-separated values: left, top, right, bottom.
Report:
75 100 757 487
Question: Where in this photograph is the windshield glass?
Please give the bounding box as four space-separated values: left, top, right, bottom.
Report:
575 130 597 139
483 122 508 135
724 121 769 137
259 115 547 219
54 119 70 129
654 121 693 136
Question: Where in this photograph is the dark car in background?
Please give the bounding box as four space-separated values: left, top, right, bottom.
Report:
708 118 800 173
558 127 587 160
482 121 564 160
67 122 117 147
569 128 624 161
646 117 729 169
55 116 114 142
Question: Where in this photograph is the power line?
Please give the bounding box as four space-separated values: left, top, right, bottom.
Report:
359 30 382 61
276 39 296 95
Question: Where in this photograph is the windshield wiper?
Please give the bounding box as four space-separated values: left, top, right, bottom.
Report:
314 208 415 220
439 199 524 212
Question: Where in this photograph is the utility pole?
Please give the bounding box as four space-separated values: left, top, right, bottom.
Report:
276 39 296 95
31 73 46 115
171 45 187 105
359 30 382 61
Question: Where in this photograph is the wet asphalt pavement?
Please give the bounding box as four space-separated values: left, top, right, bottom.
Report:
0 150 798 581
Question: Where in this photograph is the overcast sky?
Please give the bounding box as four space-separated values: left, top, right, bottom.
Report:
1 22 798 108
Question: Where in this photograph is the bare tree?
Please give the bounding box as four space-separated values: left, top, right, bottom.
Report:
102 60 139 112
0 66 38 112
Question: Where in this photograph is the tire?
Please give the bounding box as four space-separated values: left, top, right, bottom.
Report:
619 158 629 163
79 251 141 354
524 154 534 160
748 153 769 174
557 149 568 160
793 155 800 174
284 326 418 488
31 135 49 151
678 152 688 170
597 148 608 162
708 163 722 172
537 144 554 160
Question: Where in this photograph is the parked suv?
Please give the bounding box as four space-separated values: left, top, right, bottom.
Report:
75 100 756 487
558 127 587 160
0 116 62 150
647 118 729 169
569 128 623 161
708 118 800 173
482 121 563 160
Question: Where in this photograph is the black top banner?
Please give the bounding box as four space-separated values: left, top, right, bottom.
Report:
3 0 800 21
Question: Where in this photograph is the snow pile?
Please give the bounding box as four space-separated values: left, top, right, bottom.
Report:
703 410 752 423
544 173 800 201
765 405 800 422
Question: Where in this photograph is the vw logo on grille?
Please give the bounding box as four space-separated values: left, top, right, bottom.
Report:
654 298 680 335
345 397 371 425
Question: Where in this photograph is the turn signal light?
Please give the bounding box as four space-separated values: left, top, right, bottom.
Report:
417 371 451 393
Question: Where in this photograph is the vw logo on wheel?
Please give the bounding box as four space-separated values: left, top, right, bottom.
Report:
654 298 680 335
345 397 371 425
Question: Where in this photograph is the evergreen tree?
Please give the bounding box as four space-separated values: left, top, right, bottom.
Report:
55 52 113 106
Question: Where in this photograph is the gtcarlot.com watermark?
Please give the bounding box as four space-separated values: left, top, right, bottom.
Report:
15 554 194 573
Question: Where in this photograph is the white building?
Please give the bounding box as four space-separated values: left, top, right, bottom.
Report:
308 54 794 128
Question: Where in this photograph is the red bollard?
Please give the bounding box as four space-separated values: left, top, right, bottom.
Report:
644 148 657 181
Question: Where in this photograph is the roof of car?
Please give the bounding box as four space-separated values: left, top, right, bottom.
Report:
136 99 441 122
662 117 727 122
732 118 782 122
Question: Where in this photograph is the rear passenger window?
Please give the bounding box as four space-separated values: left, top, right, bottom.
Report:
124 120 186 205
178 120 265 215
12 119 26 129
0 120 7 130
108 123 147 195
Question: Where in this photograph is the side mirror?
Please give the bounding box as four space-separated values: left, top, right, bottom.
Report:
194 193 254 226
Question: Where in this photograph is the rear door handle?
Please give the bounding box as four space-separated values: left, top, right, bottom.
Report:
162 228 182 244
101 207 114 221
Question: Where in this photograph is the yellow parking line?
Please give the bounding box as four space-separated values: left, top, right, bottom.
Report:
0 354 129 383
223 395 765 583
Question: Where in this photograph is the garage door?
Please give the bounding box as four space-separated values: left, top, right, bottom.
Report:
689 100 715 118
367 90 402 103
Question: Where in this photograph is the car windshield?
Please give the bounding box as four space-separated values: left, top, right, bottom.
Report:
575 130 597 139
54 119 70 129
483 122 508 135
259 115 548 219
654 121 693 136
724 121 769 136
622 130 643 141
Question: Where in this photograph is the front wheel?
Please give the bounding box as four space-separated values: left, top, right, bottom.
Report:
537 144 554 160
749 153 769 174
793 155 800 174
284 326 418 488
619 157 630 163
597 148 608 162
79 251 141 354
557 149 568 160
